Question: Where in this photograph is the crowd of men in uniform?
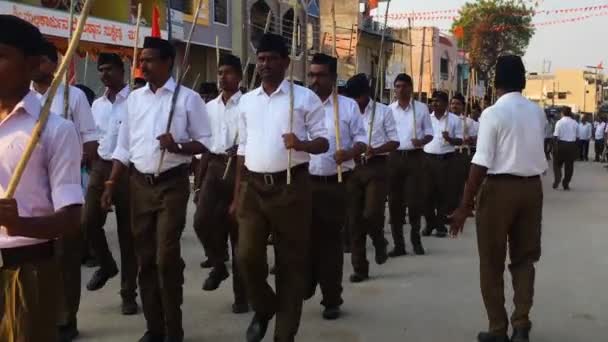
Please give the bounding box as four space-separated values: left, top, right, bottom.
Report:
1 15 549 342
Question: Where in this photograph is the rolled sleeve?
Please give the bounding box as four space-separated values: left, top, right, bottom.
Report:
72 88 98 143
384 108 399 142
48 120 84 211
112 101 130 165
422 110 433 136
305 94 328 140
553 120 561 137
237 107 247 156
471 112 497 169
350 106 367 144
186 93 212 147
453 117 464 139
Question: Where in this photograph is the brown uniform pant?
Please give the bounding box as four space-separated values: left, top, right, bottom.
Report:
347 158 389 276
387 150 427 250
553 141 578 187
476 175 542 335
83 159 137 300
130 165 190 338
309 174 348 308
424 153 458 232
56 224 82 326
193 157 246 304
237 165 312 341
1 258 58 342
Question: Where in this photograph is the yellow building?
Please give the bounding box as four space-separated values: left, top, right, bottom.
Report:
524 69 603 113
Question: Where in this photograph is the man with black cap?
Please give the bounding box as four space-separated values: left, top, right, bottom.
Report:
553 106 579 190
388 73 433 257
306 53 367 319
0 15 84 342
84 53 139 316
450 55 547 342
101 36 212 342
31 38 98 341
199 82 220 103
192 53 248 314
230 33 328 342
451 92 479 204
422 90 463 238
345 73 399 283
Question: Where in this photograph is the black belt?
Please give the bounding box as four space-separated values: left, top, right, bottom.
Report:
425 152 454 160
395 149 423 157
487 174 541 180
132 164 189 186
248 163 309 186
209 153 230 163
355 154 387 165
0 241 54 268
310 171 351 183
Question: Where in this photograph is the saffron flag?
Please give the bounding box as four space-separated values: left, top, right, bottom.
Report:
152 5 161 38
369 0 379 10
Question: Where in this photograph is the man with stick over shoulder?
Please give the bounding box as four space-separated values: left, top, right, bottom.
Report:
0 15 84 342
101 37 211 342
306 53 367 320
230 33 328 342
450 55 547 342
192 53 248 314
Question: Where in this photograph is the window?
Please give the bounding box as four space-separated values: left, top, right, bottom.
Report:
547 92 554 99
440 57 449 80
214 0 228 25
558 92 567 100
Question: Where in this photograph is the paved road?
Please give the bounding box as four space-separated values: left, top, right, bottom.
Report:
79 161 608 341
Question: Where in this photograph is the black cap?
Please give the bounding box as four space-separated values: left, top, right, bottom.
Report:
143 36 176 60
311 53 338 74
218 53 243 74
256 33 289 58
199 82 218 94
345 73 371 98
0 15 45 56
495 55 526 91
97 53 124 69
394 73 413 86
432 90 449 103
451 92 465 104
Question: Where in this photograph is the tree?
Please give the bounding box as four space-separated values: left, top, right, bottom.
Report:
452 0 535 74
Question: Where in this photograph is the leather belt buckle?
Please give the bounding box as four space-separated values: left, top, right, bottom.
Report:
263 174 275 186
144 174 156 186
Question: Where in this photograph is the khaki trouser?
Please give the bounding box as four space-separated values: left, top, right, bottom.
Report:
237 165 312 341
55 228 82 326
309 174 348 308
193 157 246 304
83 159 137 300
347 158 388 276
0 259 58 342
423 153 459 232
476 175 543 335
130 165 190 338
387 151 427 250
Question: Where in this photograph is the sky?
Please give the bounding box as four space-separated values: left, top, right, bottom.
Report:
377 0 608 72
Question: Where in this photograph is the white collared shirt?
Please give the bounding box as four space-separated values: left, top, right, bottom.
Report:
92 86 130 161
360 100 399 152
309 94 367 176
389 100 433 150
472 92 548 176
31 83 98 144
113 78 212 174
237 80 327 173
553 116 578 142
577 122 592 140
206 91 242 155
0 91 84 248
595 122 606 140
423 112 463 154
457 115 479 145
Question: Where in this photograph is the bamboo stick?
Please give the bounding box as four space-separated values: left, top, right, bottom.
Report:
130 3 143 89
4 0 96 199
63 0 75 120
287 7 299 185
331 2 343 183
408 18 418 141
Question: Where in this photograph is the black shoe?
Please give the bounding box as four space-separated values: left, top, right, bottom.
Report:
434 228 448 238
563 184 570 191
511 327 530 342
138 331 165 342
58 321 79 342
164 335 183 342
246 313 273 342
200 259 213 268
202 265 229 291
375 239 389 265
86 266 119 291
349 273 368 283
232 302 250 314
388 247 407 257
421 227 433 236
322 306 341 320
552 181 559 189
412 243 426 255
121 297 139 315
477 331 510 342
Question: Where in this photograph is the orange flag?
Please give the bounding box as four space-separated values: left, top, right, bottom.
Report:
151 5 161 38
369 0 379 10
454 26 464 40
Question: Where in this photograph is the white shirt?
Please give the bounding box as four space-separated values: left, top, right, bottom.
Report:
389 100 433 150
31 83 98 144
309 94 367 176
0 91 84 248
113 78 212 174
237 80 327 173
472 92 548 176
595 122 606 140
423 112 463 154
553 116 578 142
360 100 399 151
545 119 554 138
91 86 130 161
206 91 242 155
577 122 592 140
